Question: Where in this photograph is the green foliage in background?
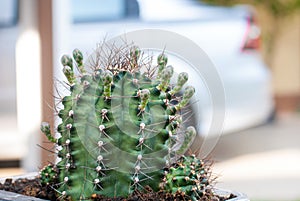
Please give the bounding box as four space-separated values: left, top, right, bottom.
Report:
201 0 300 17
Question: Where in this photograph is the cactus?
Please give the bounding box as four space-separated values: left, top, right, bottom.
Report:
40 44 197 200
160 155 212 201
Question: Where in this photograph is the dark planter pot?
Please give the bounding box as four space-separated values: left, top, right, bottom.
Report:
0 173 250 201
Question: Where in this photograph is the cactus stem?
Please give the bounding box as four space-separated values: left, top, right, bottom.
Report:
41 47 198 200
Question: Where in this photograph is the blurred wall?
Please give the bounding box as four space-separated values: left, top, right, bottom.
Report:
257 8 300 112
271 13 300 95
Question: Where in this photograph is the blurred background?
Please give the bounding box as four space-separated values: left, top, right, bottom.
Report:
0 0 299 200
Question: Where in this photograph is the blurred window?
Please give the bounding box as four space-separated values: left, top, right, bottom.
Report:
71 0 139 23
0 0 18 116
0 0 19 160
0 0 18 27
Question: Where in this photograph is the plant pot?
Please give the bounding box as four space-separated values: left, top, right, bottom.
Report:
0 173 249 201
213 188 249 201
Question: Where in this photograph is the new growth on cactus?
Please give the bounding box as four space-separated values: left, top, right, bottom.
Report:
40 43 211 201
160 155 212 201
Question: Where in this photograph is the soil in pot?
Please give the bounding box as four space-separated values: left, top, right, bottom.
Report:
0 177 236 201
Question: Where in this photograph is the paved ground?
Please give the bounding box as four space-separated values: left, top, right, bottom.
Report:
210 113 300 201
0 168 24 178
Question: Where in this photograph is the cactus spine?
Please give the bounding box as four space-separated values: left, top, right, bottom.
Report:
40 44 197 200
160 155 212 201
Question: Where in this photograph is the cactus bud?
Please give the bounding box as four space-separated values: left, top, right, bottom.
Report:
102 70 113 84
176 126 197 156
139 89 150 100
157 53 168 78
40 165 57 186
157 65 174 92
61 55 73 69
169 72 188 95
41 122 56 143
73 49 83 64
157 53 168 67
138 89 150 112
161 156 211 201
176 86 195 110
130 46 141 60
41 122 50 133
63 66 76 84
73 48 86 74
129 46 141 70
102 70 113 98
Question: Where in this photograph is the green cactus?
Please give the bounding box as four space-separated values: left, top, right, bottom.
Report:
160 155 212 201
40 44 197 200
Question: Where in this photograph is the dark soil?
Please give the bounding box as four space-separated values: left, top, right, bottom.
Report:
0 177 236 201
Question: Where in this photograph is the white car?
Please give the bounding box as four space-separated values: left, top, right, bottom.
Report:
68 0 275 137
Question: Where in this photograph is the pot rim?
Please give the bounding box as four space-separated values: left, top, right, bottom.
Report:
213 188 250 201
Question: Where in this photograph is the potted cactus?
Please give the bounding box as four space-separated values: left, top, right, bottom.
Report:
0 43 249 201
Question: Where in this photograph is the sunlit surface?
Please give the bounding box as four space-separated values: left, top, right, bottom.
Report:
15 29 41 168
214 114 300 201
16 29 41 135
0 168 24 178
